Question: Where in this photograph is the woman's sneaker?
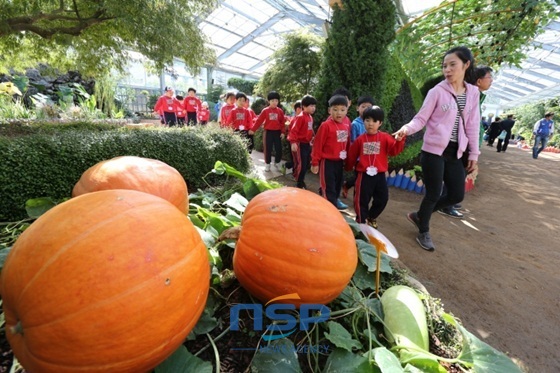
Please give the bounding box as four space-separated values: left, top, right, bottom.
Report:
437 207 463 218
416 232 435 251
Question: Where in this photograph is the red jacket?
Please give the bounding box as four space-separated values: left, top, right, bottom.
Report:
311 117 350 166
220 104 236 127
251 106 286 132
288 112 314 144
345 131 405 173
176 100 186 118
184 96 201 113
197 108 210 122
226 107 253 130
154 96 183 113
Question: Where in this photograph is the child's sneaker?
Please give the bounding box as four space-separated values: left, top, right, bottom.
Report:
273 162 281 171
264 164 271 172
366 218 378 229
335 199 348 210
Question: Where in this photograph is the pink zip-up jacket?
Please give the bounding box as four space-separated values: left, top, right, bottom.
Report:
402 80 481 161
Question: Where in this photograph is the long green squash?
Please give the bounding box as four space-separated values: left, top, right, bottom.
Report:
381 285 429 352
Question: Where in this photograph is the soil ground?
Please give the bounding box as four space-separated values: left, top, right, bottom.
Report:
253 143 560 373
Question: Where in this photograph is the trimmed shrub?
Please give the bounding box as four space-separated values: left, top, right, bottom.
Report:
0 124 250 221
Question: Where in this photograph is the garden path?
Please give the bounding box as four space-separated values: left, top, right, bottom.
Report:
251 143 560 373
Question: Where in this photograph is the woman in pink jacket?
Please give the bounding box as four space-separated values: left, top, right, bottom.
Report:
393 46 480 251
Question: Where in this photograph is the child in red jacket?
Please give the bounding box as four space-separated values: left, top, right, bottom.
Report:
288 95 316 189
249 91 286 172
311 95 350 207
345 106 406 229
175 95 187 127
197 101 210 125
219 92 236 128
184 87 202 126
226 92 254 152
153 87 182 127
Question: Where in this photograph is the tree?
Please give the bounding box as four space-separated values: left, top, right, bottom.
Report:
227 77 256 95
314 0 396 121
0 0 217 76
255 29 323 103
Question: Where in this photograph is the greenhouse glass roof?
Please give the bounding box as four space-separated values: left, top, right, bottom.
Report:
200 0 560 108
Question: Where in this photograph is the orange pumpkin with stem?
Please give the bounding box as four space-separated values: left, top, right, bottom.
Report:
232 187 357 306
72 156 188 213
0 189 209 373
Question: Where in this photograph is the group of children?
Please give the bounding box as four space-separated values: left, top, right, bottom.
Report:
153 87 210 127
253 88 407 229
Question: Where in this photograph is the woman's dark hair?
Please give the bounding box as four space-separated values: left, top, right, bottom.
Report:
444 46 475 84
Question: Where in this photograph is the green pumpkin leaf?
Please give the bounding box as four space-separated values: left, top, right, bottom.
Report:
324 321 363 351
155 345 212 373
373 347 404 371
25 197 56 218
224 192 248 212
356 239 392 274
352 262 376 291
251 339 302 373
323 348 377 373
243 179 261 200
442 313 523 372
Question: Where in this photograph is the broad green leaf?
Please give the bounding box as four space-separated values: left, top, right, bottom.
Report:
243 179 261 200
25 197 56 218
323 348 378 373
363 298 384 322
207 247 222 269
338 286 363 308
356 239 392 274
189 214 206 229
373 347 404 372
224 192 248 212
443 314 523 372
324 321 363 351
404 357 447 373
353 262 376 291
195 226 216 249
224 208 242 223
251 339 302 373
191 307 219 336
155 345 212 373
207 216 232 235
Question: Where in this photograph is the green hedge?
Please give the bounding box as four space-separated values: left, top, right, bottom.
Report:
0 124 251 221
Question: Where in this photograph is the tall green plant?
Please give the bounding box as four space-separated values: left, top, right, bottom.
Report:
255 29 323 103
314 0 396 120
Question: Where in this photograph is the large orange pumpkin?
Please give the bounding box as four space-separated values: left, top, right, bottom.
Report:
0 189 209 373
233 187 357 306
72 156 189 213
